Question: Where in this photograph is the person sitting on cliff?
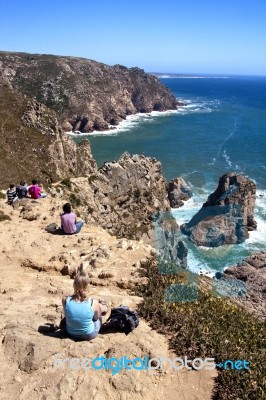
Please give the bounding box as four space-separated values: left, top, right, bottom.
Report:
62 264 108 340
28 179 47 199
16 180 29 199
60 202 84 235
6 184 17 205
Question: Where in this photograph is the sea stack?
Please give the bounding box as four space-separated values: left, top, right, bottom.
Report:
181 172 257 247
168 177 192 208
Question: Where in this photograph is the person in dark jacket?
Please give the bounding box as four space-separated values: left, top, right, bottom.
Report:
16 181 29 199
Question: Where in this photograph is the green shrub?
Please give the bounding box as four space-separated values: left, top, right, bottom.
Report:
88 175 97 184
135 257 266 400
126 223 149 239
69 193 82 207
133 188 141 198
143 190 152 201
0 192 6 200
61 178 71 189
87 206 94 214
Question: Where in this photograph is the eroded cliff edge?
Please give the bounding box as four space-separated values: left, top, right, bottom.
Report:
0 51 179 133
0 51 180 186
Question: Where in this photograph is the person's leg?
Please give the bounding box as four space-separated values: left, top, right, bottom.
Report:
39 194 47 198
99 302 108 316
12 197 19 209
75 220 84 233
83 320 101 340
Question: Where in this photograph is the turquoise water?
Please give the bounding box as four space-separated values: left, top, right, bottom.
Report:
72 75 266 275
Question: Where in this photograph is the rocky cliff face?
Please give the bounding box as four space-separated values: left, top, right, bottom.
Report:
49 152 171 241
0 51 180 186
221 252 266 319
0 51 179 133
0 84 96 187
181 173 257 247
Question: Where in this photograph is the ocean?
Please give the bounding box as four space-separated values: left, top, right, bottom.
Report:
71 75 266 276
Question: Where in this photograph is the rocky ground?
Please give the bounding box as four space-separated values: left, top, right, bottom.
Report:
0 196 216 400
223 252 266 320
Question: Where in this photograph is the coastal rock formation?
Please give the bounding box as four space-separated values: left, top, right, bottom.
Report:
153 211 188 272
181 173 256 247
22 98 97 177
168 177 192 208
98 152 170 239
222 252 266 319
53 152 171 241
0 52 179 134
48 151 188 263
0 51 182 186
203 172 257 230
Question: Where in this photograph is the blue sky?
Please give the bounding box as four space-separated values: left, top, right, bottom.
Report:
0 0 265 75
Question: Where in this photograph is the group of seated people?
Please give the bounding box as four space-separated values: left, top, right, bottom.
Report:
6 179 47 205
6 178 84 235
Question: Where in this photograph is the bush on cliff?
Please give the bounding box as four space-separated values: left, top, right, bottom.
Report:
136 257 266 400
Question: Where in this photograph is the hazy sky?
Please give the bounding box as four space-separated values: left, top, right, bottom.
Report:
0 0 265 75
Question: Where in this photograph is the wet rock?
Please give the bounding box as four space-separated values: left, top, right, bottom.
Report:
168 177 192 208
181 173 256 247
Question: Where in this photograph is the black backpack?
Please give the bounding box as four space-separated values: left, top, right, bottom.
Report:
101 305 139 335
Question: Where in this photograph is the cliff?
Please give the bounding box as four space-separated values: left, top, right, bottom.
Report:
48 152 175 240
0 51 178 133
0 83 96 187
0 51 179 187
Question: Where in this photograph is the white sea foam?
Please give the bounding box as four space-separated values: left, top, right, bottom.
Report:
216 116 239 159
171 196 202 225
66 98 217 137
171 189 266 276
223 150 232 167
66 113 151 136
187 250 216 277
246 190 266 251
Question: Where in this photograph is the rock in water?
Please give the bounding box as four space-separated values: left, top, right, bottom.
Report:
168 177 192 208
181 172 257 247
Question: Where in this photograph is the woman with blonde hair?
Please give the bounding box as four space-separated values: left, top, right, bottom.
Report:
62 264 108 340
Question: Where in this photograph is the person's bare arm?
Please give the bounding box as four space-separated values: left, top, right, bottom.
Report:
92 299 101 321
62 296 67 314
92 299 108 321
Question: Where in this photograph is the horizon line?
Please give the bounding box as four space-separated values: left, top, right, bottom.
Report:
0 49 265 78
